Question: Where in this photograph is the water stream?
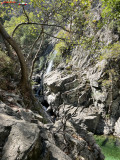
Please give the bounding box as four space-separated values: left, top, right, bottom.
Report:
46 50 57 74
32 47 58 123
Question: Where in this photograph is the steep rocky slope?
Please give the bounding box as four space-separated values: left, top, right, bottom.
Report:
44 57 120 137
43 0 120 138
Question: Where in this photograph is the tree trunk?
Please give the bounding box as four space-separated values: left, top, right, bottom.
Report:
0 22 51 122
0 22 34 106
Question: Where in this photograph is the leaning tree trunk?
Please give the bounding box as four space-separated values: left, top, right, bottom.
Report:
0 22 31 104
0 22 51 122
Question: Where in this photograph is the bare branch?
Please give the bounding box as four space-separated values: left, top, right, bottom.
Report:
12 22 70 37
30 28 44 79
43 31 67 41
26 28 43 61
22 5 29 22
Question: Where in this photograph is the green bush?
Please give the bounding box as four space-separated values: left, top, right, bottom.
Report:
0 50 14 78
55 41 68 54
57 30 70 40
53 52 63 67
99 42 120 61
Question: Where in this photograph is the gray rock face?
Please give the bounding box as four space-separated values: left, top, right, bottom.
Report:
84 115 100 133
45 57 120 135
44 71 78 93
41 141 72 160
44 69 101 134
38 120 104 160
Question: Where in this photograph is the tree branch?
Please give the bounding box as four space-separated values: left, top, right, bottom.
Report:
22 5 29 22
30 28 44 79
43 31 67 41
26 28 43 61
12 22 70 37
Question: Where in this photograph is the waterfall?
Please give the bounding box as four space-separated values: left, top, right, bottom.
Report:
46 50 57 74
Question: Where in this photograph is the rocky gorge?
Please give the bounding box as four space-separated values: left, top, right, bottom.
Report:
0 0 120 159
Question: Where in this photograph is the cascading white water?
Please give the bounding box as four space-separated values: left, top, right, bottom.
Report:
46 50 57 74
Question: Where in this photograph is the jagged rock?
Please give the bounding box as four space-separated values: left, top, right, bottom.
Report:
0 98 104 160
62 88 79 105
38 119 104 160
44 70 78 93
40 141 72 160
0 100 43 123
84 115 100 133
78 92 88 105
44 69 101 133
64 79 80 91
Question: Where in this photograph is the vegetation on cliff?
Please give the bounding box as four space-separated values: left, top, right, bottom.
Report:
0 0 120 160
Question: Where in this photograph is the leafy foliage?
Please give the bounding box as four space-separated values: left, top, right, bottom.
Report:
99 42 120 60
1 0 120 81
4 12 40 45
101 0 120 21
4 15 26 36
55 41 67 54
0 50 15 78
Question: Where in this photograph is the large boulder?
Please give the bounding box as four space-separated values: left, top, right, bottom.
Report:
0 113 41 160
44 71 78 93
